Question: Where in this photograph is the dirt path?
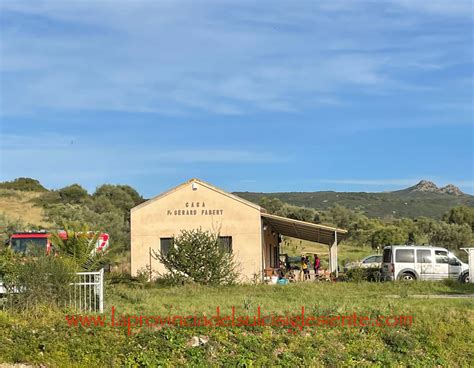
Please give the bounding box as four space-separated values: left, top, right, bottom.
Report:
385 294 474 299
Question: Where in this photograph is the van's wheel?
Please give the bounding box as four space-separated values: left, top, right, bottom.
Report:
398 272 416 281
461 273 470 283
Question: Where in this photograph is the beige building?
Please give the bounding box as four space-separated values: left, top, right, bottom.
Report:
131 178 347 281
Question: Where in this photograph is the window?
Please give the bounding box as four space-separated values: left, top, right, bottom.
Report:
218 236 232 253
11 238 47 254
396 249 414 263
435 250 449 264
448 256 461 266
363 256 377 264
160 238 173 255
383 248 392 263
417 250 432 264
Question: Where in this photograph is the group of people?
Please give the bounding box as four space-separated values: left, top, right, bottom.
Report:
277 253 322 282
300 254 321 280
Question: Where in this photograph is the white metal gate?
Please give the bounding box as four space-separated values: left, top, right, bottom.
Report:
70 268 104 312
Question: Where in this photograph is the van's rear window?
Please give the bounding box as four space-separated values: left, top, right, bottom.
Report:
396 249 414 263
383 248 392 263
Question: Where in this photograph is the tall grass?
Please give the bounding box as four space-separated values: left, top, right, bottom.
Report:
1 280 472 367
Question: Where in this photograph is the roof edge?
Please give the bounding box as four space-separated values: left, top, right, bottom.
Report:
131 178 262 213
261 212 348 234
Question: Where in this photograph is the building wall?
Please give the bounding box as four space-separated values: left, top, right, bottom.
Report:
131 181 263 281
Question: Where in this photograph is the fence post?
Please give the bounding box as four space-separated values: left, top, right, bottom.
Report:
99 268 104 313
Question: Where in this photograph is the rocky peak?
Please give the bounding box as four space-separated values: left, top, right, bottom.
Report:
410 180 463 195
412 180 439 193
439 184 463 196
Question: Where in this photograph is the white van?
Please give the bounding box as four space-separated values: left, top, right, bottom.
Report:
381 245 470 282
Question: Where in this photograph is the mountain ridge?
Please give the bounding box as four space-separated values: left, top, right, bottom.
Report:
0 178 472 220
234 180 473 219
394 180 464 196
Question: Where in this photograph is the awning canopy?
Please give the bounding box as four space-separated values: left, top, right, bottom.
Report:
261 212 347 245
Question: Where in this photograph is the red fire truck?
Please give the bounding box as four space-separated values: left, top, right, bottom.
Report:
8 230 109 254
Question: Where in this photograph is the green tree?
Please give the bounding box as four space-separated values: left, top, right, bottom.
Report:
259 197 284 214
283 205 316 222
443 206 474 231
152 229 239 285
93 184 142 212
326 205 356 229
370 226 407 249
58 184 89 204
429 222 472 250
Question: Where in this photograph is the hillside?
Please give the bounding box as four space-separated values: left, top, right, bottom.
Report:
0 189 51 227
235 181 474 219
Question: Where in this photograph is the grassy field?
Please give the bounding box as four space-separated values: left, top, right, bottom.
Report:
1 280 473 367
0 187 472 366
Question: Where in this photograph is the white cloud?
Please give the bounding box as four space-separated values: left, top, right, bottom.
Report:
394 0 473 17
1 0 470 117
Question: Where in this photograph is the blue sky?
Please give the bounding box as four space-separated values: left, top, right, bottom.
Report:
0 0 473 197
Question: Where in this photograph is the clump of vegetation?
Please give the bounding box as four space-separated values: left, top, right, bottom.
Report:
0 245 78 312
153 228 239 285
345 267 382 282
260 196 473 253
6 253 77 312
0 177 47 192
1 221 111 313
0 213 27 245
32 182 145 266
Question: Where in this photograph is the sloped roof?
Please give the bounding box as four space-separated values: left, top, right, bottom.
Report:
261 212 347 245
131 178 262 212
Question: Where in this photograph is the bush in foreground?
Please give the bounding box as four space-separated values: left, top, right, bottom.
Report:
152 228 239 285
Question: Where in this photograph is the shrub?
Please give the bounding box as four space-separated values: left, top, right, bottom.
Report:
152 228 239 285
346 267 382 282
0 214 26 245
0 248 22 294
5 252 77 311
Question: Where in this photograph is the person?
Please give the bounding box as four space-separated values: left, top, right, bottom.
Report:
302 256 310 281
285 254 290 271
313 254 321 280
300 256 307 281
277 267 285 279
305 256 311 280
